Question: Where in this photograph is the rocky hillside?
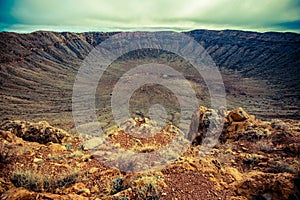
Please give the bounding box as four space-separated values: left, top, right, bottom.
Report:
0 29 299 200
0 107 299 199
0 30 299 127
188 30 300 87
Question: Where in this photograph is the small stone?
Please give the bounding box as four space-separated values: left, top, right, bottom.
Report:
230 159 236 164
33 158 43 163
241 147 248 151
88 167 99 174
225 148 236 155
227 107 249 122
79 188 90 196
49 143 67 152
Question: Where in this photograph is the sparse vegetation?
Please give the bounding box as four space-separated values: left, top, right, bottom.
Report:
271 119 290 131
269 161 297 174
109 177 124 195
65 142 72 151
256 140 273 152
132 174 166 200
119 173 167 200
11 168 80 193
11 170 44 192
243 154 259 165
106 173 166 199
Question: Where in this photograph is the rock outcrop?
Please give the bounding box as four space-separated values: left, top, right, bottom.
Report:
187 106 300 199
235 172 296 199
189 106 275 144
188 106 226 145
0 120 70 144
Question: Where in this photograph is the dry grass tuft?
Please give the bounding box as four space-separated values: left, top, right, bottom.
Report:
11 168 80 193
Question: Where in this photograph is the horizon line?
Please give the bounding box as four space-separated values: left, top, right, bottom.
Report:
1 27 299 34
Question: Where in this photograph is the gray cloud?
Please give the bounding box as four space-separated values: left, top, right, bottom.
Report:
1 0 299 32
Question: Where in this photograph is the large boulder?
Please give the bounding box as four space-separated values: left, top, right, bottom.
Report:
188 106 269 144
188 106 226 145
227 107 249 122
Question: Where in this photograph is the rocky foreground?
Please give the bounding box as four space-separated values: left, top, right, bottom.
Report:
0 107 299 199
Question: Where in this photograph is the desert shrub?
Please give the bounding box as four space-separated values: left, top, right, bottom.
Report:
271 119 289 131
109 177 124 195
131 174 166 200
50 171 79 191
0 143 14 163
11 170 43 192
256 140 273 152
269 161 297 174
109 173 166 199
11 169 80 192
243 154 259 165
65 143 72 151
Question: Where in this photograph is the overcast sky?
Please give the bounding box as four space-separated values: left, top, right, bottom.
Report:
0 0 299 33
